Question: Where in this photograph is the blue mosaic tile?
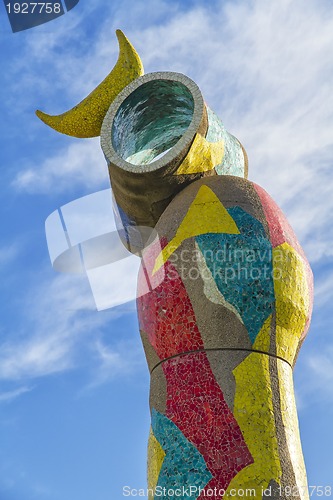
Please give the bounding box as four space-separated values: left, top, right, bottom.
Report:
152 409 212 499
196 207 275 344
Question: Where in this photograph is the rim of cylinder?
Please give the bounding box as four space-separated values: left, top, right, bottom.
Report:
100 71 205 174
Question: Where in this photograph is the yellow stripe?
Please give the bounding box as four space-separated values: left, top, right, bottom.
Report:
277 361 309 499
176 133 224 175
273 243 310 365
147 427 165 498
225 351 282 497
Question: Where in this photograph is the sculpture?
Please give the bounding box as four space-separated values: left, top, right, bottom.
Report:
38 31 313 499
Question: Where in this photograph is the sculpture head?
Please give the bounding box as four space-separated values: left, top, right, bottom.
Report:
36 31 248 252
100 71 248 252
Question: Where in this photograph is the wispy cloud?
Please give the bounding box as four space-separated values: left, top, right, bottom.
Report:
296 343 333 411
0 386 33 404
307 351 333 384
13 139 109 194
314 269 333 308
0 271 123 382
0 243 19 267
82 338 144 391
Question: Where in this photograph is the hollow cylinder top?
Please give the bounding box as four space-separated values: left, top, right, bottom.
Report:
101 72 205 174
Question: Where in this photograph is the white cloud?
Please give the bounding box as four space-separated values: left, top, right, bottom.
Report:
0 243 19 267
0 271 128 381
82 338 144 391
307 352 333 384
13 139 109 194
314 270 333 308
296 345 333 410
0 334 73 380
0 386 33 404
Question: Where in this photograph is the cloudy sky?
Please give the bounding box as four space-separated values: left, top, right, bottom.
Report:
0 0 332 498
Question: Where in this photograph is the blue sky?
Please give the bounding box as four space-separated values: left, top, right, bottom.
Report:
0 0 333 498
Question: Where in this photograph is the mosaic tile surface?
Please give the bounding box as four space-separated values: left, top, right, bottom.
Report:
152 184 240 275
116 103 313 495
151 409 212 498
196 205 275 344
175 133 224 175
137 175 313 499
206 107 247 178
147 427 165 495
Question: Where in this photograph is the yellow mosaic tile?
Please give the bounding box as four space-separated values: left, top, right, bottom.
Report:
36 30 144 138
225 353 282 497
175 133 224 175
252 315 272 352
147 427 165 498
277 361 309 500
152 185 240 274
273 242 310 365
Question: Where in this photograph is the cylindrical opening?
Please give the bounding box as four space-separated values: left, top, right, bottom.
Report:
101 72 205 174
112 79 194 165
100 72 207 252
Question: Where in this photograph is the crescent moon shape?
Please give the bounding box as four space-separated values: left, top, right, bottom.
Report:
35 30 144 138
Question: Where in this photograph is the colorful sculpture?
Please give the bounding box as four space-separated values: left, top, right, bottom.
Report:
39 31 313 499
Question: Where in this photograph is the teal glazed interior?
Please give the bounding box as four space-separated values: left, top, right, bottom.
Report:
111 79 195 165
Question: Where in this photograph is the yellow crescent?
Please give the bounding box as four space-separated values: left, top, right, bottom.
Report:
35 30 144 138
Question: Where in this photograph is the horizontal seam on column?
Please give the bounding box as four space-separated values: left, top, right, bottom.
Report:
150 347 292 374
